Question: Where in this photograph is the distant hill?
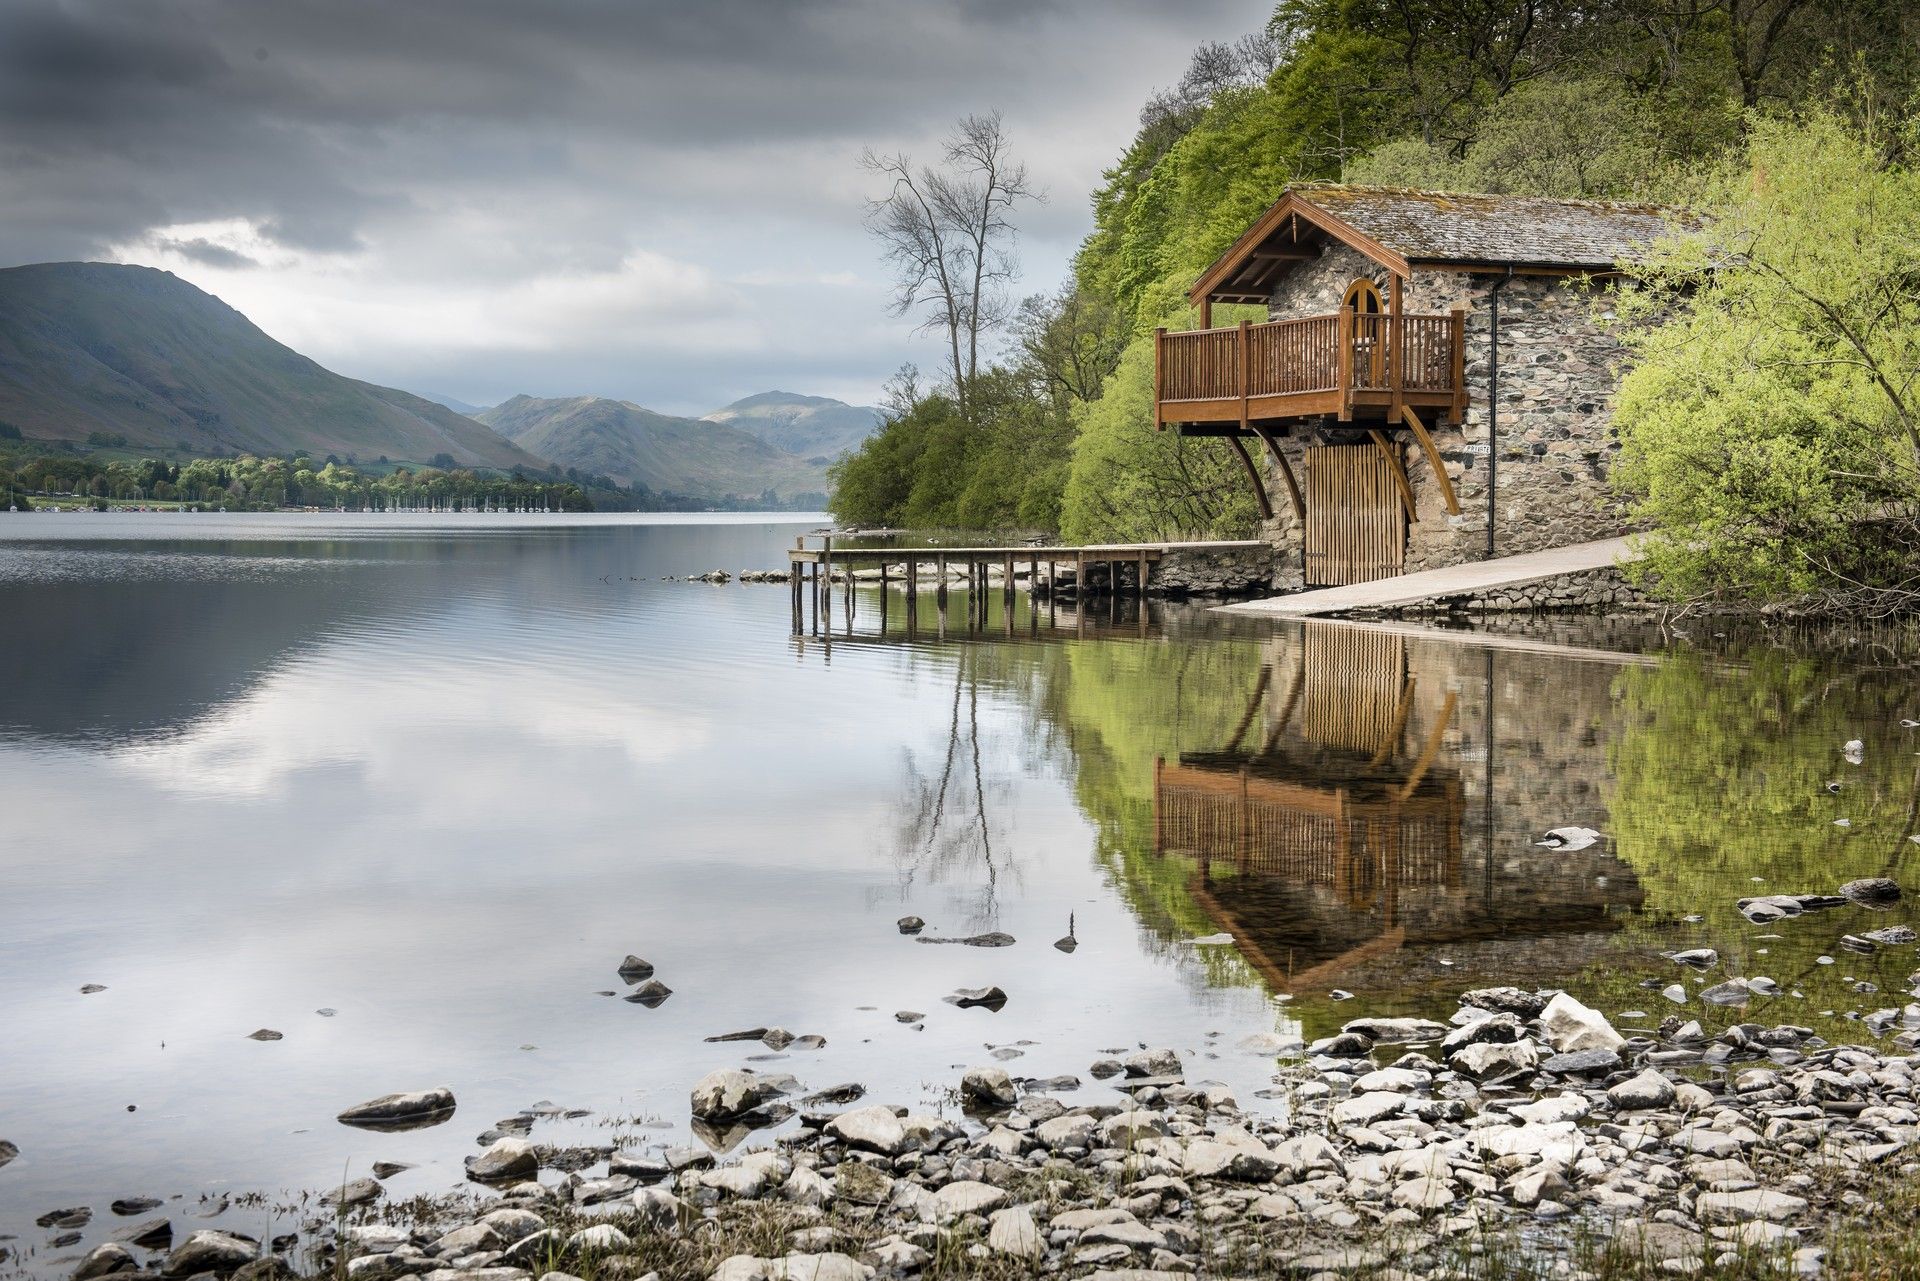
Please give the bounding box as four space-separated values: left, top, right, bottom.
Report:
703 390 881 463
416 391 493 416
0 262 538 469
477 395 829 500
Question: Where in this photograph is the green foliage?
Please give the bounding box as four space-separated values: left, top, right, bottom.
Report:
1611 110 1920 605
1060 330 1258 542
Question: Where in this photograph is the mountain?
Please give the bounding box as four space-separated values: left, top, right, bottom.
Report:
0 262 539 469
477 395 829 500
702 390 881 463
415 391 493 416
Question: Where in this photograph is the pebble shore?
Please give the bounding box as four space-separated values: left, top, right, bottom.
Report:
43 975 1920 1281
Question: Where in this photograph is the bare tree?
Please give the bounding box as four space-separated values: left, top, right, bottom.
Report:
861 112 1040 420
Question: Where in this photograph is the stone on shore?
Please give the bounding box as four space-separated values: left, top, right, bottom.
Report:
336 1088 456 1129
1539 992 1625 1054
73 1243 137 1279
162 1230 256 1277
691 1069 780 1122
826 1105 908 1156
466 1137 538 1182
987 1206 1043 1258
1608 1068 1676 1111
960 1065 1016 1109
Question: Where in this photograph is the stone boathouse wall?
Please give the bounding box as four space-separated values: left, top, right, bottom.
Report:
1255 242 1632 589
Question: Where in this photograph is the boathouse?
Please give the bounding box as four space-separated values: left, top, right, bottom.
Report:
1154 185 1678 589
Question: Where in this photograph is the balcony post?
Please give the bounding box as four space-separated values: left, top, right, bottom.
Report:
1336 307 1354 422
1237 318 1251 432
1388 274 1404 421
1154 326 1167 431
1449 309 1467 425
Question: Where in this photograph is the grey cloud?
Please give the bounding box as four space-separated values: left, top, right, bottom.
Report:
0 0 1274 406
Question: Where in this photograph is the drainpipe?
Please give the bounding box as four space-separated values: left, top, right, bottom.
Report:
1485 267 1513 560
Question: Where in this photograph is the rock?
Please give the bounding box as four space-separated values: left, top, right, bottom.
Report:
1440 1013 1522 1053
73 1243 137 1279
896 917 925 934
467 1138 539 1182
692 1069 781 1122
1700 979 1752 1006
1123 1049 1183 1079
1460 987 1552 1019
917 932 1014 947
1608 1068 1676 1111
960 1066 1016 1109
337 1088 457 1130
892 1011 922 1024
1864 925 1918 945
80 984 107 994
162 1230 256 1277
1342 1017 1447 1043
114 1217 173 1249
1449 1040 1538 1079
1696 1190 1809 1223
1543 1047 1621 1075
623 980 673 1007
565 1225 632 1256
627 1186 681 1232
833 1161 891 1205
1331 1093 1403 1126
1539 991 1626 1053
0 1140 15 1169
430 1222 503 1257
1392 1176 1456 1210
371 1162 414 1179
110 1198 161 1216
246 1029 282 1041
1614 1222 1706 1264
1840 878 1902 906
986 1207 1043 1258
1307 1032 1373 1058
38 1207 92 1229
929 1181 1008 1219
826 1105 908 1156
1667 949 1717 969
326 1177 383 1207
617 955 655 981
1054 935 1078 952
948 986 1007 1010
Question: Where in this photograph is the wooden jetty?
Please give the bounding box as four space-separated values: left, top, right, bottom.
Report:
786 537 1212 637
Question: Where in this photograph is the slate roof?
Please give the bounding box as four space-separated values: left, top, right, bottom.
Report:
1297 184 1683 268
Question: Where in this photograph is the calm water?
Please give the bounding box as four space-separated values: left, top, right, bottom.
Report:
2 513 1917 1271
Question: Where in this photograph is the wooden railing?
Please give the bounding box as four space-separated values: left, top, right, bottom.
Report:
1156 309 1465 419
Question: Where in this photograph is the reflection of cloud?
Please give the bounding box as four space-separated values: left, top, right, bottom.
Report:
109 661 707 801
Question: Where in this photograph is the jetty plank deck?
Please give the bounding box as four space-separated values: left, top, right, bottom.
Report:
1219 535 1636 617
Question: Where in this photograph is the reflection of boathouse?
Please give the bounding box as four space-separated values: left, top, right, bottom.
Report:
1154 625 1643 991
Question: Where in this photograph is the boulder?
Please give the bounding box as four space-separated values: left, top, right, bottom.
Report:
467 1137 539 1182
960 1066 1016 1109
826 1105 908 1156
692 1069 780 1122
986 1207 1043 1259
73 1243 137 1280
162 1230 257 1277
1122 1049 1183 1079
1840 877 1901 906
336 1088 456 1130
1449 1040 1538 1079
1538 992 1625 1054
1608 1068 1676 1111
929 1180 1008 1219
1341 1017 1446 1044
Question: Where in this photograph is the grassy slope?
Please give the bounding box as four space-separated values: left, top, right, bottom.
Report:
0 262 541 469
479 394 829 499
702 390 881 462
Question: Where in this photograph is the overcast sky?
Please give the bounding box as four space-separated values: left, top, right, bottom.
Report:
0 0 1272 415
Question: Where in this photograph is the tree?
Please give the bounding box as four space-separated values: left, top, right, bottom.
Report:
1612 110 1920 610
862 113 1039 418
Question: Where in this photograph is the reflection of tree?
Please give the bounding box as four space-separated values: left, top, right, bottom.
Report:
884 650 1018 927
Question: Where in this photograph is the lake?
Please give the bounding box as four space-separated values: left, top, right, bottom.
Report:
2 513 1916 1272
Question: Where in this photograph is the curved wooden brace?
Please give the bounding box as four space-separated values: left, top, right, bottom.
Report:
1366 429 1418 521
1250 424 1306 521
1401 406 1462 516
1225 435 1274 521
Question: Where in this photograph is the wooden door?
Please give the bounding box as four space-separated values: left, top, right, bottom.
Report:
1304 444 1405 586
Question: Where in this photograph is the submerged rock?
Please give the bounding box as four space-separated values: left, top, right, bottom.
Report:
246 1028 282 1042
1840 877 1902 907
947 986 1008 1010
623 979 673 1007
917 931 1015 947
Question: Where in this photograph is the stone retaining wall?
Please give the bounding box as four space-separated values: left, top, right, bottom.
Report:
1358 566 1654 617
1150 544 1277 597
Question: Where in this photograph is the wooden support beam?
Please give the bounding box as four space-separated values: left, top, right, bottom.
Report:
1367 429 1418 521
1249 424 1305 522
1400 405 1461 516
1225 434 1274 521
1388 274 1404 422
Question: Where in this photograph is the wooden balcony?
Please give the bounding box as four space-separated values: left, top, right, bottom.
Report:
1154 310 1466 434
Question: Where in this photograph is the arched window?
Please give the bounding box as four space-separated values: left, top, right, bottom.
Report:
1343 278 1385 384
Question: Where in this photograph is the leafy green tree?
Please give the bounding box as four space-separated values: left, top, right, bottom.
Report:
1612 110 1920 608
